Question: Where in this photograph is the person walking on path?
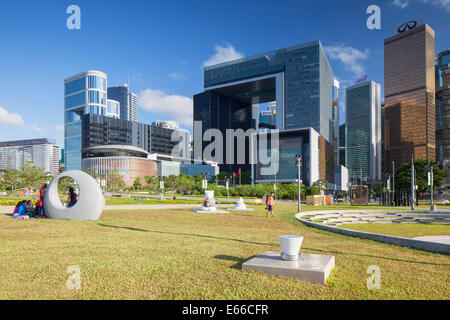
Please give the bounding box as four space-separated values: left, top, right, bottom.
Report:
266 192 276 218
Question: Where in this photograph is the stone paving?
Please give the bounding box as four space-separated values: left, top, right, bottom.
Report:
301 210 450 227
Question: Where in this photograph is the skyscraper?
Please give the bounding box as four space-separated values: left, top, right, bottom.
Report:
107 84 138 122
384 23 436 171
346 80 382 182
64 70 107 171
332 79 340 165
194 40 333 173
435 49 450 185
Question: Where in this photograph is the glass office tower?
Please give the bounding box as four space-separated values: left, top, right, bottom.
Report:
332 79 340 165
202 40 333 140
384 24 436 171
436 49 450 186
107 84 138 122
195 41 333 173
346 80 382 182
64 70 107 171
339 124 346 167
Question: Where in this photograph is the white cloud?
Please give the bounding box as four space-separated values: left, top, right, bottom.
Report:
419 0 450 11
392 0 410 8
393 0 450 11
0 106 24 125
53 124 64 132
203 43 245 67
170 72 187 80
139 89 193 127
325 46 370 78
27 125 44 134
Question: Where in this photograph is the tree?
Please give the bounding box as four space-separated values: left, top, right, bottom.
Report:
133 177 143 190
395 160 447 193
20 162 51 191
311 180 329 195
146 176 159 192
2 169 21 191
107 171 126 191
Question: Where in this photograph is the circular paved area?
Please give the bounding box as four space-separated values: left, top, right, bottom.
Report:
413 235 450 244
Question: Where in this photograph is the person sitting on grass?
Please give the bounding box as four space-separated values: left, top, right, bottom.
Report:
68 187 78 207
25 200 36 218
14 201 30 219
13 201 22 215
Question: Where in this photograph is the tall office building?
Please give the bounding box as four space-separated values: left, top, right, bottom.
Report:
346 80 382 182
435 49 450 185
64 70 108 171
194 40 333 174
384 24 436 171
107 84 138 122
339 123 346 167
0 139 60 176
332 79 340 165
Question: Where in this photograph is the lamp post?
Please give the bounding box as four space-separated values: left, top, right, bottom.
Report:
296 155 303 213
411 158 415 211
392 161 395 207
226 177 230 204
430 164 435 211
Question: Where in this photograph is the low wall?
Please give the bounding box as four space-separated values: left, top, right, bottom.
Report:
295 210 450 255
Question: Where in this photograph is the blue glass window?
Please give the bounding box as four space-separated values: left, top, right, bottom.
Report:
88 76 106 91
65 77 86 95
65 151 82 169
65 92 86 109
65 136 82 151
65 122 81 138
88 90 106 104
65 110 81 123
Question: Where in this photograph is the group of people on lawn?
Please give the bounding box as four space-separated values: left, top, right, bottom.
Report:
12 183 78 219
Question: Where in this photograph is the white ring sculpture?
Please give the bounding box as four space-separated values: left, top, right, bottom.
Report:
44 170 104 221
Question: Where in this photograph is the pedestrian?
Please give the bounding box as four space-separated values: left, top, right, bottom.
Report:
266 192 276 218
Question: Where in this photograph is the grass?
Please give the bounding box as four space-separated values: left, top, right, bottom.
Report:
338 223 450 238
0 205 448 299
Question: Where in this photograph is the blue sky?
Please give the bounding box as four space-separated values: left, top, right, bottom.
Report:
0 0 449 148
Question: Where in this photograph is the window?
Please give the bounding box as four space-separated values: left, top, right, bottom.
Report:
65 92 86 109
88 76 106 91
65 111 81 123
65 77 85 95
88 90 106 104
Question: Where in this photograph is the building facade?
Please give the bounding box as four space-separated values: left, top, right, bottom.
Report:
435 49 450 185
107 84 138 122
346 80 382 182
384 23 436 171
64 70 108 171
332 79 340 165
339 124 346 167
0 139 60 176
194 41 333 174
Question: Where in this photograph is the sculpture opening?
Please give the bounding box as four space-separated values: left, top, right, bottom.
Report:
44 170 104 221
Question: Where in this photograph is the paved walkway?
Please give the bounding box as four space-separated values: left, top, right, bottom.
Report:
413 236 450 245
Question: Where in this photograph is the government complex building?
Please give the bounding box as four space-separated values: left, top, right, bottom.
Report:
193 40 345 189
0 139 60 176
64 70 217 187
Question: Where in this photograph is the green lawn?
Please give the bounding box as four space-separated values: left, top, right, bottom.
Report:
0 205 448 299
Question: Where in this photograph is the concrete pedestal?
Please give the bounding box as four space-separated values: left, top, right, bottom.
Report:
242 251 335 285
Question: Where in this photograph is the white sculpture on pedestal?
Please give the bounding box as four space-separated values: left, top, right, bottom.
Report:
228 197 254 211
278 235 304 261
44 170 104 221
192 190 228 213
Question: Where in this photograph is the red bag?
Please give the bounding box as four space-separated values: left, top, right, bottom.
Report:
36 200 43 207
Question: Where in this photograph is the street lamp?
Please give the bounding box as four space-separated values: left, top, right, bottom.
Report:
296 154 303 213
